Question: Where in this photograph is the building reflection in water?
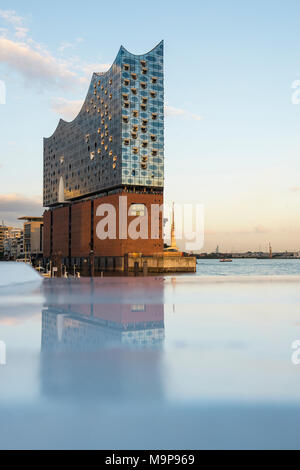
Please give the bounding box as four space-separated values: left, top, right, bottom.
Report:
40 277 165 402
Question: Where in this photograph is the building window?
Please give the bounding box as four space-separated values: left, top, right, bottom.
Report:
124 102 129 109
133 147 138 154
141 82 147 89
123 64 130 71
142 141 148 148
122 116 129 123
140 60 146 67
151 135 157 142
142 119 148 125
131 132 137 139
150 91 157 98
131 73 137 80
142 68 148 75
142 155 148 162
122 93 129 101
152 113 158 120
129 204 146 216
124 79 130 86
152 150 158 156
124 139 130 146
133 110 139 117
131 88 137 95
152 77 158 84
141 104 147 111
141 163 147 169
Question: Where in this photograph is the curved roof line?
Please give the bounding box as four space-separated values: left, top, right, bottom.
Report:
44 40 163 140
120 39 163 58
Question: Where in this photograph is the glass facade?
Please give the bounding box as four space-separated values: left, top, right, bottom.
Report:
43 41 164 207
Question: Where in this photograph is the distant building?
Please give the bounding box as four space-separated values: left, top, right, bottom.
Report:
18 217 43 261
3 228 23 260
0 224 12 258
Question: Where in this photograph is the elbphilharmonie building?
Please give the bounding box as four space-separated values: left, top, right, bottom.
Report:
43 42 165 272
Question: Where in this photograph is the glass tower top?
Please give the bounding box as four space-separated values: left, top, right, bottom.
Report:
43 41 164 207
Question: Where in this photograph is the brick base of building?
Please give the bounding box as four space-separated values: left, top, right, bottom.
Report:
43 191 164 274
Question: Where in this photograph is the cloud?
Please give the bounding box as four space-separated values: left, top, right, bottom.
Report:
0 9 24 26
51 97 83 120
58 41 73 53
14 26 29 39
0 27 8 37
0 10 108 90
253 225 268 234
165 105 203 121
58 38 84 53
0 194 43 225
0 37 78 89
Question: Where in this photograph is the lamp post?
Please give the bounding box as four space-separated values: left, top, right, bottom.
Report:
89 242 95 278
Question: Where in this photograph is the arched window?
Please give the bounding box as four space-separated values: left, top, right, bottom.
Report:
129 204 146 217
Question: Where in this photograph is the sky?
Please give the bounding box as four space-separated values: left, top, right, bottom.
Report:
0 0 300 252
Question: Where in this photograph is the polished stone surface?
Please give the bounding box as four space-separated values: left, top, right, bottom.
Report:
1 276 300 449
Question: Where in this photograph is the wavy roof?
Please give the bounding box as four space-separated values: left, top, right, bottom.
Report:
45 41 163 140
